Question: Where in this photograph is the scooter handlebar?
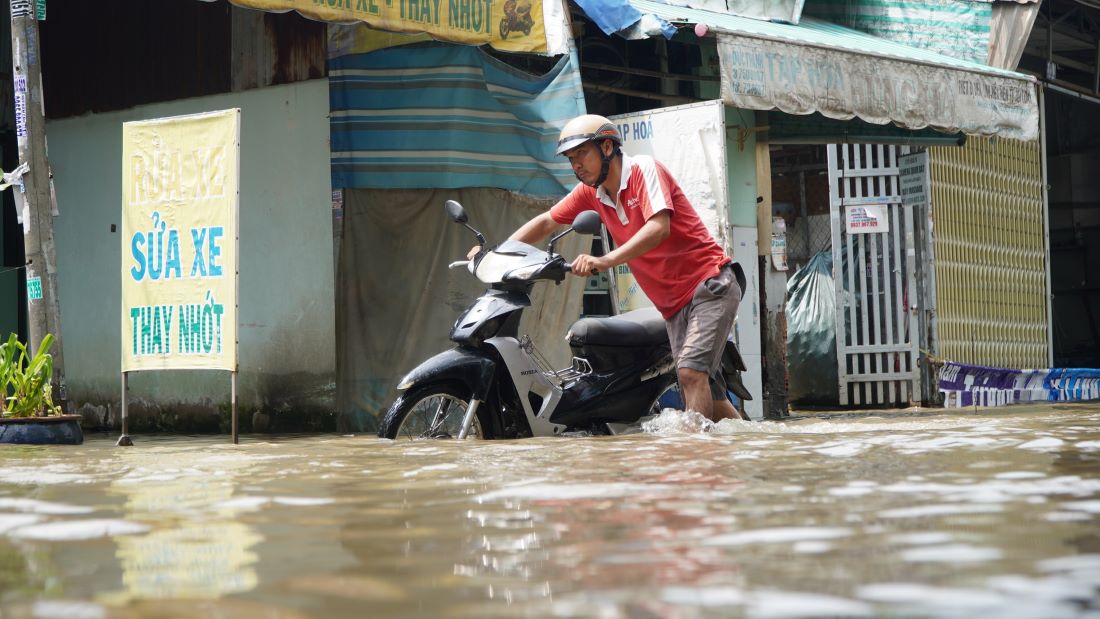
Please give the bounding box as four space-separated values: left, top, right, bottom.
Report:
562 264 599 276
448 260 469 270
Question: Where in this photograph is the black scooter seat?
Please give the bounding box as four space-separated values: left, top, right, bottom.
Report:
567 307 667 348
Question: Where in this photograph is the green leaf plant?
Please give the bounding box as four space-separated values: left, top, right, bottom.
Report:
1 333 61 418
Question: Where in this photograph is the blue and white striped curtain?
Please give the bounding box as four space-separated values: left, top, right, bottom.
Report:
329 43 586 198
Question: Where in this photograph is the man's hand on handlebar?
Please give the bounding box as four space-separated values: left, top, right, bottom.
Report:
570 254 610 277
466 245 482 260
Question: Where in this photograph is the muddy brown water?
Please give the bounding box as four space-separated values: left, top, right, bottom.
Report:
0 404 1098 618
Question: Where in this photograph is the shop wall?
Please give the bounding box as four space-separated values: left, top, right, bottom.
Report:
45 80 335 426
724 107 759 228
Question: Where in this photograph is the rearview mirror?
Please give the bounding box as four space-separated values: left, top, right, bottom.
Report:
445 200 468 224
571 210 602 236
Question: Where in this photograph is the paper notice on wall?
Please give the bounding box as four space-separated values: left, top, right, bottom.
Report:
770 216 787 271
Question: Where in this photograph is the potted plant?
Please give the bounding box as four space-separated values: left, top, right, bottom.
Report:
0 333 83 444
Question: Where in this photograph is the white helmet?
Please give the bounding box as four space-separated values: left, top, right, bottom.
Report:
555 114 623 156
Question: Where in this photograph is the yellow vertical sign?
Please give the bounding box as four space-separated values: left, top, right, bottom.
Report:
121 109 239 372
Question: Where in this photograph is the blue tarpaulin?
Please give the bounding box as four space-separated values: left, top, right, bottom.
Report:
574 0 675 38
329 43 586 197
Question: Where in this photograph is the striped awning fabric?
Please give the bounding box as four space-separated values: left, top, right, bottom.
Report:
329 43 586 197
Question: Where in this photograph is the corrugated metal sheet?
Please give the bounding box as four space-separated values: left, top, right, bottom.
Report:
630 0 1031 81
231 7 326 92
929 136 1048 368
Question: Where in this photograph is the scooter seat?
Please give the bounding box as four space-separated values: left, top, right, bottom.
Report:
567 307 668 348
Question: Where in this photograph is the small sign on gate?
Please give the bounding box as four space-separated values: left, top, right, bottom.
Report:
899 151 930 208
845 204 889 234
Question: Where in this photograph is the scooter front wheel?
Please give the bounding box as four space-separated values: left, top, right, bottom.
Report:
379 382 494 440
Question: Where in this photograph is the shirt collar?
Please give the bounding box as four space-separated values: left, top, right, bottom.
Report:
595 153 634 225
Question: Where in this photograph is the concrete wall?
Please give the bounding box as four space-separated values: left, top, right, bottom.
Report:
45 79 335 430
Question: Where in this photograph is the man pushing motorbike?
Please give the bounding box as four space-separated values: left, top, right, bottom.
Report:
471 114 745 422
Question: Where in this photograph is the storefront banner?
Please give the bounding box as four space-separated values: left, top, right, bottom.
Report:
121 109 240 372
718 33 1039 142
939 362 1100 408
228 0 549 54
608 101 728 312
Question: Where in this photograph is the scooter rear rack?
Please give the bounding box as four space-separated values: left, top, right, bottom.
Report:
519 335 593 386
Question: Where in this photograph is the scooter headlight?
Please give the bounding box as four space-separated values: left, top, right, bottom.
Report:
504 263 542 281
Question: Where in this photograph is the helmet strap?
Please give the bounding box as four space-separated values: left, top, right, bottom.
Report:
578 140 615 188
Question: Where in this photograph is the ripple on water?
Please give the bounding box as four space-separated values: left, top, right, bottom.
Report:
888 532 954 545
877 504 1003 519
0 513 41 534
0 467 85 485
478 482 668 502
856 582 1079 618
705 526 852 547
900 544 1003 563
214 496 335 510
1017 437 1065 451
661 587 873 616
30 600 106 619
0 498 94 515
9 518 149 540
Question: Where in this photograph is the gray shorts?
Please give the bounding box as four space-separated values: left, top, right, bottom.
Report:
665 263 742 395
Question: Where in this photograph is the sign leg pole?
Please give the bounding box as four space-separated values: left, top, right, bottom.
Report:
231 371 238 444
117 371 133 446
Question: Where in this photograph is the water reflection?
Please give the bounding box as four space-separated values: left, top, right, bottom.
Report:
0 406 1095 618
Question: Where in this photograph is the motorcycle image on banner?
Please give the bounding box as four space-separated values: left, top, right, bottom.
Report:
378 200 751 440
499 0 533 39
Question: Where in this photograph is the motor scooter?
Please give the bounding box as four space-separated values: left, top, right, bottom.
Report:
377 200 750 440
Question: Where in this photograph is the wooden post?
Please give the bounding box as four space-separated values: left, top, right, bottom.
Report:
10 1 67 412
754 114 789 419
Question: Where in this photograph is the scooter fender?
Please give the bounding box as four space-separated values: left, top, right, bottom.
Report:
395 347 497 401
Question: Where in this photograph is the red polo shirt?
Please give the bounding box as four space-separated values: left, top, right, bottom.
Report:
550 154 729 318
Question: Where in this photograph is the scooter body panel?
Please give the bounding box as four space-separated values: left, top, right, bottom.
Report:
450 290 530 345
485 337 567 436
396 347 497 402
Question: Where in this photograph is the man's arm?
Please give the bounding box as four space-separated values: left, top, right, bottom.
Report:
467 211 563 259
510 211 561 244
570 210 670 276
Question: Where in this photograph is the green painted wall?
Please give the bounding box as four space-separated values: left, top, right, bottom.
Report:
724 107 758 228
46 80 335 414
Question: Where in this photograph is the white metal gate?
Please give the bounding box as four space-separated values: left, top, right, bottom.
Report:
827 144 921 406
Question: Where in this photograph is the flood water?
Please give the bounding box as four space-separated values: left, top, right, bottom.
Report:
1 404 1099 618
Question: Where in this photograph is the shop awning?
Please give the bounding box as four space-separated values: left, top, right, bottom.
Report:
627 0 1040 142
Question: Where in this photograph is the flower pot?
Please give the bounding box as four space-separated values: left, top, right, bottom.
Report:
0 415 84 445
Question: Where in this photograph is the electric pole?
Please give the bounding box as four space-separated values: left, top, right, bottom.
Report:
9 0 67 412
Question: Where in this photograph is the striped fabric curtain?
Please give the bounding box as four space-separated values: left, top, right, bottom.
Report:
329 43 586 198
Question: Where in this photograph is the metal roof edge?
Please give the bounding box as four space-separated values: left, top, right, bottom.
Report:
628 0 1036 85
